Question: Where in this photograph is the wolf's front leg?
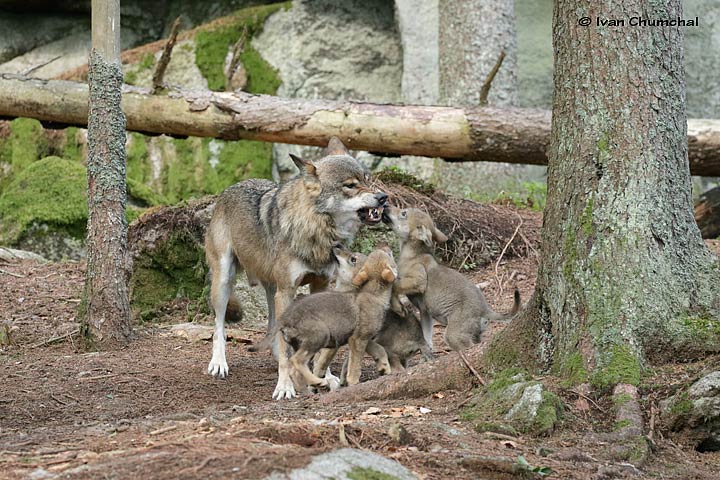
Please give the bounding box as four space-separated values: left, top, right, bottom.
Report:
272 289 296 400
207 250 236 378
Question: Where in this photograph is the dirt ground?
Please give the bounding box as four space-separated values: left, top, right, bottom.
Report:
2 219 720 479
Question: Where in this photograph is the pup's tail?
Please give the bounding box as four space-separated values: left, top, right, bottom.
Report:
487 288 521 322
247 324 280 352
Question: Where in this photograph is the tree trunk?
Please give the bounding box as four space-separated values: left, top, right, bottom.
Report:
488 0 720 388
80 0 132 348
439 0 518 106
694 186 720 239
1 75 720 176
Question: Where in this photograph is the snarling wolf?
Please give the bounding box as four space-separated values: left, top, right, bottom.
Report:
204 137 387 399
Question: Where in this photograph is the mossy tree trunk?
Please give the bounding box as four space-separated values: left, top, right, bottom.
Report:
80 0 132 348
488 0 720 388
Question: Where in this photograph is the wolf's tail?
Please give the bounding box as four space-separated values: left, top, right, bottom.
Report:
487 288 521 322
247 324 280 352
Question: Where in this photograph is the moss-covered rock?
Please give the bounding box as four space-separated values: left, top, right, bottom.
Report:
127 197 215 321
461 369 564 436
0 118 51 191
0 156 87 260
194 2 288 92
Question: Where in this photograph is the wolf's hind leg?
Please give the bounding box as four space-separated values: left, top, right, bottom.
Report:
262 281 278 358
207 246 237 378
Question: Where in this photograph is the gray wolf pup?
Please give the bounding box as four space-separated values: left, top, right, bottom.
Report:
204 137 387 399
249 248 398 390
383 206 520 351
321 246 433 378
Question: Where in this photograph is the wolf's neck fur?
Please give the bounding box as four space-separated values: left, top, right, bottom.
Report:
276 178 339 269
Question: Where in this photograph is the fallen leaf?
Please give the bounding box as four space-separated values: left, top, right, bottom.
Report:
362 407 382 415
502 440 518 449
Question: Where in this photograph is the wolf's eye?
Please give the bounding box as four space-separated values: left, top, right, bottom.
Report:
401 210 408 218
350 256 357 264
343 182 358 189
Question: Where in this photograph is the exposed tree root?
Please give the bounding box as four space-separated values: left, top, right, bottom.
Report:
320 348 483 404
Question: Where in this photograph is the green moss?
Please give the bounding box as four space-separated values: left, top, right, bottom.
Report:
597 132 609 153
214 139 273 182
0 156 87 244
557 352 588 387
532 391 563 435
126 132 151 187
194 2 288 91
62 127 84 163
591 344 643 390
347 467 400 480
127 177 168 207
138 53 155 71
487 368 527 394
0 118 49 190
613 393 634 407
669 391 693 417
471 422 519 437
376 167 436 195
679 314 720 346
614 419 632 430
130 230 208 321
124 70 138 85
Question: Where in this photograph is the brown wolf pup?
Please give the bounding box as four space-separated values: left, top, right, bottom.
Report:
313 245 432 379
249 248 397 391
383 207 520 351
205 137 387 399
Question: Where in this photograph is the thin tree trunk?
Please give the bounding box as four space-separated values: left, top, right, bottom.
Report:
1 74 720 175
488 0 719 387
80 0 132 348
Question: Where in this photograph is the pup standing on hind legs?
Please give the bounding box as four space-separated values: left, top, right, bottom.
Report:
249 248 398 391
383 206 520 351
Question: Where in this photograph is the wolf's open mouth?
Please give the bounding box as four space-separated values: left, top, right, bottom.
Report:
358 206 384 225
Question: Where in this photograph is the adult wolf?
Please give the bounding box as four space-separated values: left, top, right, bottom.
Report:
205 137 387 399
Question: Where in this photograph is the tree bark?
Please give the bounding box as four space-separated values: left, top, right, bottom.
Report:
80 0 132 348
694 186 720 239
1 75 720 175
488 0 720 387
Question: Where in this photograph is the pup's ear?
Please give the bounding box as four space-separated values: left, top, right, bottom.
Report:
290 154 317 177
415 225 433 247
432 225 448 244
325 136 350 156
351 268 369 287
381 266 397 283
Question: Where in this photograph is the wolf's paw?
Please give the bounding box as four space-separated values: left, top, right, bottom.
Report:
207 357 229 378
326 376 341 391
272 377 296 400
324 368 340 385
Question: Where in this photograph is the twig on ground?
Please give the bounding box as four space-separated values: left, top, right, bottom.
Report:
458 350 485 385
194 455 218 473
149 425 178 436
29 329 80 348
152 17 182 93
0 268 25 278
570 388 607 413
494 213 523 292
50 394 69 406
23 55 62 76
479 50 506 106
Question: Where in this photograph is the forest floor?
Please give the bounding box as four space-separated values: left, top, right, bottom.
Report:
1 209 719 480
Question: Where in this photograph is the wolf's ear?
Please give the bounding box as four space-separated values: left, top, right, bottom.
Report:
432 225 448 244
325 136 350 156
381 266 396 283
290 154 317 177
351 268 369 287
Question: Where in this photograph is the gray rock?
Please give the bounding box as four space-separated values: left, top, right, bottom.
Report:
395 0 439 105
662 370 720 451
253 0 402 180
0 247 48 263
266 448 417 480
505 383 544 421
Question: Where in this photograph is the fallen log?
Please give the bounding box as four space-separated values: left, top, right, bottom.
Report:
1 73 719 175
695 186 720 239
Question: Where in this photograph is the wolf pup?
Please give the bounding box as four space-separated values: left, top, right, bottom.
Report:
205 137 387 399
383 207 520 351
249 248 397 391
314 245 432 378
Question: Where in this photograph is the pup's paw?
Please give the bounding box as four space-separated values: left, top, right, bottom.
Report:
376 361 392 376
272 378 297 400
207 357 229 378
324 368 341 385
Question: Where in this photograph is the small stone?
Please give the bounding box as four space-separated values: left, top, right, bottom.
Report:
388 423 412 445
